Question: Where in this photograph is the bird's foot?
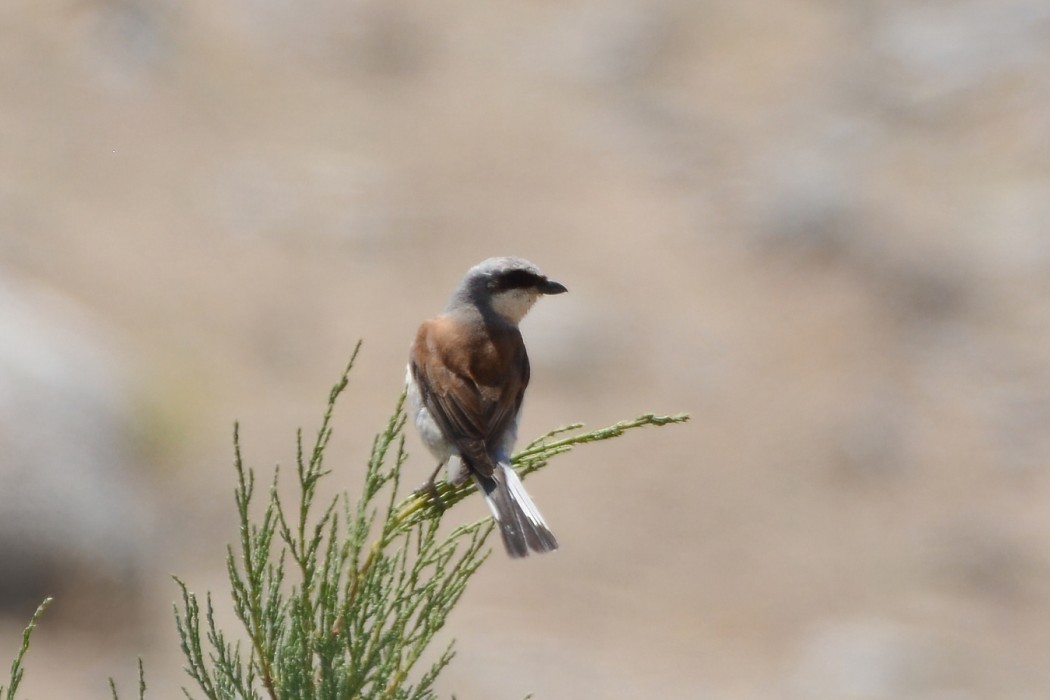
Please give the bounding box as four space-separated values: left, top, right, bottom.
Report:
413 478 447 512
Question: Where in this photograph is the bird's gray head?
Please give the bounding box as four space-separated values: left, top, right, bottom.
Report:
447 256 567 324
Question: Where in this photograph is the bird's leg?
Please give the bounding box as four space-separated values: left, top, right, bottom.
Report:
414 461 447 511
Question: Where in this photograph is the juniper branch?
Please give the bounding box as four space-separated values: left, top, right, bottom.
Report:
395 412 691 526
0 597 51 700
108 658 146 700
171 345 688 699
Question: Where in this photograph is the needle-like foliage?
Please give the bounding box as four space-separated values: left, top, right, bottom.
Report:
174 343 493 700
172 342 688 698
2 343 688 699
0 598 51 700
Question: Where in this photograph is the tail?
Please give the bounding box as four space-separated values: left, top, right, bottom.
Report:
476 463 558 558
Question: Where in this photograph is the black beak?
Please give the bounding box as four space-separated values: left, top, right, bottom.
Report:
539 278 568 295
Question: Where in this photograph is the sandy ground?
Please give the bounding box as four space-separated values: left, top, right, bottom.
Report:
3 1 1050 698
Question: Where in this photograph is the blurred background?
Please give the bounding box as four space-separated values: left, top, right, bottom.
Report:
2 0 1050 697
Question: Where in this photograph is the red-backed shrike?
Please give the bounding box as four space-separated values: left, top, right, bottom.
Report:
407 257 567 558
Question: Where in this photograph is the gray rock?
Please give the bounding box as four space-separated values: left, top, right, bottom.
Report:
789 618 968 699
0 271 150 619
867 0 1050 117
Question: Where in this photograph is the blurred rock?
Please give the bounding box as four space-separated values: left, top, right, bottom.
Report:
930 519 1035 601
753 144 864 261
221 0 433 78
747 110 883 261
0 271 150 620
531 0 678 90
866 0 1050 118
865 248 974 325
75 0 176 92
788 619 965 700
833 389 912 480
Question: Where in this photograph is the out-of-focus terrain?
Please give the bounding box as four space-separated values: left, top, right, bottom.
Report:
2 1 1050 697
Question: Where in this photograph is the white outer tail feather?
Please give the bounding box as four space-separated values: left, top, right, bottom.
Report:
500 463 551 532
479 463 558 557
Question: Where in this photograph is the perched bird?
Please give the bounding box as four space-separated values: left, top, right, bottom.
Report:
407 257 567 558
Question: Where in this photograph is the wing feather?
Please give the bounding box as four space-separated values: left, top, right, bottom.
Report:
410 316 528 477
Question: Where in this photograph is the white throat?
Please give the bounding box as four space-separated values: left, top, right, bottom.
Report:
489 288 540 324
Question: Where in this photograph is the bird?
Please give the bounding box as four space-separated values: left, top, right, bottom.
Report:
407 256 567 558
